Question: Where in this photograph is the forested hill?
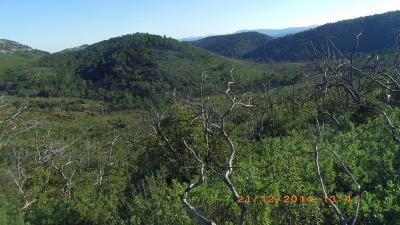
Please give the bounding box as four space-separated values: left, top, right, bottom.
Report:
0 39 32 53
244 10 400 62
57 44 89 53
3 33 293 107
0 39 49 77
0 39 48 56
191 32 273 58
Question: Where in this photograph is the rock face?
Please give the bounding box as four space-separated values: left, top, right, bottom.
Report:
0 39 32 53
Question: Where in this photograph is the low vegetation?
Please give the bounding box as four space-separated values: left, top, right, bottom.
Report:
0 11 400 225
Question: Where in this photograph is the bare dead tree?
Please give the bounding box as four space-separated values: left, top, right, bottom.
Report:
251 83 277 140
0 95 30 151
312 116 361 225
51 153 78 198
307 35 400 224
181 139 216 225
3 125 82 209
311 39 400 142
153 71 253 225
92 130 120 186
0 96 39 209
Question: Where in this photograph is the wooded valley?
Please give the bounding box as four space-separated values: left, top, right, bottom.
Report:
0 10 400 225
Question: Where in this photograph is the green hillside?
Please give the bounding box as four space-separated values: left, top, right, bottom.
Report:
1 51 399 224
245 10 400 62
0 17 400 225
2 33 302 107
192 31 273 58
57 44 89 53
0 39 49 77
0 39 32 53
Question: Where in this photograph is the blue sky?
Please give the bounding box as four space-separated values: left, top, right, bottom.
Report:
1 0 400 52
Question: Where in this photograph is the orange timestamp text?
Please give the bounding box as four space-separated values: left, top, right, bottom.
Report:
237 195 359 205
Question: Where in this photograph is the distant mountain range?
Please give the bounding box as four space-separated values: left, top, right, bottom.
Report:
188 26 318 58
244 10 400 62
180 25 317 42
187 11 400 62
234 25 319 37
1 10 400 100
180 35 218 42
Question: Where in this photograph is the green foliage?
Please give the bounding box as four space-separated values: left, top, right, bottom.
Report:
1 33 302 109
0 84 398 224
0 51 47 79
132 104 201 183
129 171 192 225
0 26 400 224
245 11 400 61
192 32 273 58
0 194 25 225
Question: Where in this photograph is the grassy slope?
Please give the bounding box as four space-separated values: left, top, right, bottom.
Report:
0 51 49 78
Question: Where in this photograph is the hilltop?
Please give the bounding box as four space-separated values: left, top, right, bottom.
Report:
57 44 89 53
235 25 318 37
0 39 49 77
0 39 32 53
191 32 273 58
244 11 400 62
2 33 302 107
